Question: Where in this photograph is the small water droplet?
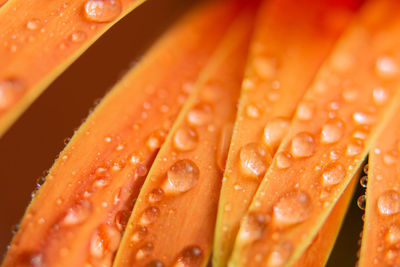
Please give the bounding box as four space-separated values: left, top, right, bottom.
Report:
238 143 271 180
342 87 358 102
162 160 200 195
131 226 147 243
385 224 400 245
346 139 363 156
290 132 316 158
84 0 122 23
275 152 292 169
26 19 40 30
246 103 262 119
383 150 397 166
375 56 399 79
377 191 400 215
173 127 198 152
267 241 293 267
272 191 312 227
115 210 130 231
357 195 366 210
320 118 344 144
353 111 374 125
0 78 25 110
135 243 153 261
363 164 369 174
62 200 92 226
253 57 278 80
70 31 86 42
360 176 368 188
372 87 388 105
148 188 164 203
321 163 346 187
187 104 213 126
146 260 164 267
295 101 315 121
174 246 203 267
239 213 269 243
262 117 290 151
140 206 160 225
146 130 165 151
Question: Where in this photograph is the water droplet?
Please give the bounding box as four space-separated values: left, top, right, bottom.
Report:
187 104 212 126
253 57 278 80
16 252 44 267
320 118 344 144
375 56 399 79
62 200 92 226
385 224 400 245
262 117 290 151
148 188 164 203
140 206 160 225
84 0 122 23
174 246 203 267
115 210 130 231
70 31 86 42
173 127 198 152
272 191 312 227
360 176 368 188
146 130 165 151
246 103 262 119
162 160 199 195
363 164 369 174
321 163 346 187
0 78 25 110
377 191 400 215
346 139 363 156
26 19 40 30
135 243 153 261
89 225 121 259
131 226 147 243
290 132 316 158
267 241 293 267
357 195 366 210
383 150 397 166
353 111 374 125
342 88 358 102
239 213 269 243
275 152 292 169
216 123 233 171
295 101 315 121
238 143 271 180
372 87 388 105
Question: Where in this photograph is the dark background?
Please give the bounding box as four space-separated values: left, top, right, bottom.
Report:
0 0 364 265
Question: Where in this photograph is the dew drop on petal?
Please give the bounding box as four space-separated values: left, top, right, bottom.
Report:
148 188 164 203
375 56 399 79
62 200 92 226
238 143 272 180
173 127 198 152
295 101 315 121
357 195 366 210
377 191 400 215
140 206 160 225
173 246 203 267
0 78 25 110
84 0 122 23
290 132 316 158
372 87 388 105
267 241 294 267
262 117 290 151
320 118 344 144
272 191 312 228
321 163 346 187
385 224 400 245
131 226 147 243
163 160 200 195
275 152 292 169
135 243 153 261
187 104 213 126
239 212 269 243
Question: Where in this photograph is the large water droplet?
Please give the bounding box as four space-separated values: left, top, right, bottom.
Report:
187 104 213 126
320 118 344 144
0 78 25 110
239 213 269 243
62 200 92 226
84 0 122 23
275 152 292 169
163 160 200 195
238 143 271 180
375 56 399 79
272 191 312 228
290 132 316 158
267 241 293 267
174 246 203 267
377 191 400 215
173 127 198 152
262 117 290 151
140 206 160 225
295 101 315 121
321 163 346 187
